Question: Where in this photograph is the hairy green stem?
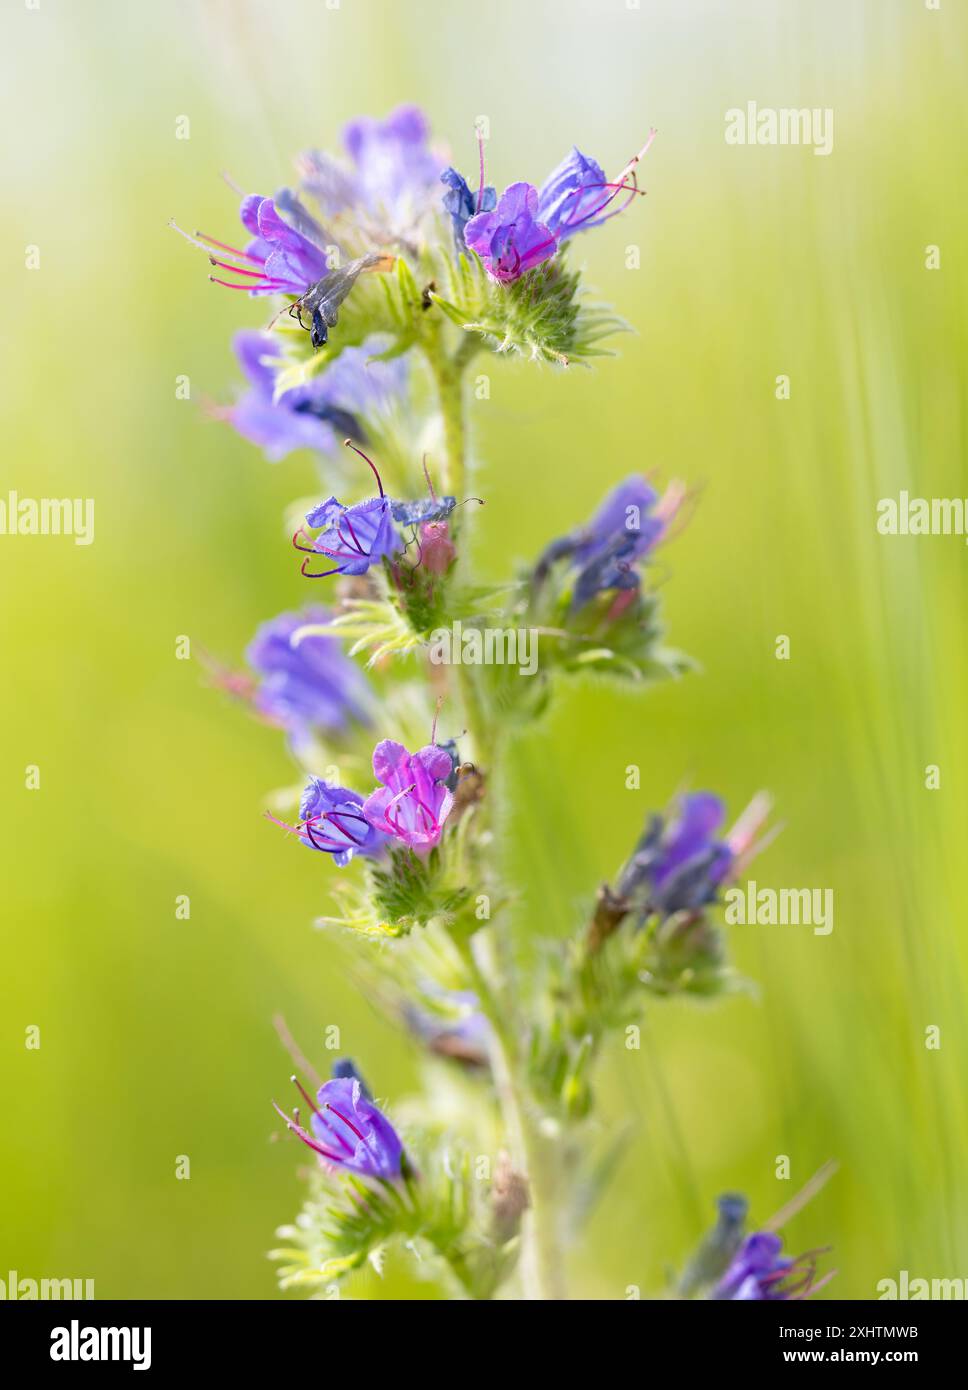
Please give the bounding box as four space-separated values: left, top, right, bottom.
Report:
430 322 566 1300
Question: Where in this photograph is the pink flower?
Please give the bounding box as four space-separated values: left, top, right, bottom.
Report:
363 740 454 853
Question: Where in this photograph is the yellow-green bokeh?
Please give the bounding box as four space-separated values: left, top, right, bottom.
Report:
1 0 965 1299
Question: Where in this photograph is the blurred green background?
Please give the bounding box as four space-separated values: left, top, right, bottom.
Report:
1 0 965 1299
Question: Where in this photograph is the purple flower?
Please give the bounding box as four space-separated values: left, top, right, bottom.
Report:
297 495 401 578
300 105 442 230
174 192 330 297
246 608 370 740
619 791 773 917
330 1057 372 1098
274 1075 405 1180
235 193 330 295
363 740 455 853
273 777 385 867
464 132 655 283
537 147 620 240
464 182 557 283
441 166 497 251
226 332 405 463
536 475 685 612
713 1232 832 1301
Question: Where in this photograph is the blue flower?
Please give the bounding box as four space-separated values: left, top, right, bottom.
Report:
463 133 655 283
538 147 622 240
245 607 370 739
330 1057 373 1099
298 495 401 578
712 1231 833 1301
274 1075 406 1180
277 777 385 867
464 182 558 283
441 166 496 251
619 792 773 917
227 332 405 463
536 475 684 613
300 105 443 233
174 192 330 297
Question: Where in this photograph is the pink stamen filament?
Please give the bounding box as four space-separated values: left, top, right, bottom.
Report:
194 230 260 261
209 275 289 292
208 257 268 279
291 1074 324 1120
272 1101 343 1164
324 1102 367 1146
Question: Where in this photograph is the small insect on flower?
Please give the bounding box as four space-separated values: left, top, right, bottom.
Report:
362 739 455 853
287 251 396 351
294 441 402 579
463 130 656 283
267 776 385 868
273 1072 406 1180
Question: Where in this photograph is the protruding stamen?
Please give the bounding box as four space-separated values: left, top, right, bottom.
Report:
194 230 259 261
476 129 487 214
291 1074 323 1120
208 257 266 279
343 438 385 497
271 1101 343 1163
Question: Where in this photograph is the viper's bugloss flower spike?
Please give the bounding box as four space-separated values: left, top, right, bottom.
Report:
245 607 371 739
267 777 385 867
464 131 655 283
225 331 405 462
711 1231 834 1301
172 192 330 296
619 791 774 918
274 1075 406 1180
363 740 455 852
